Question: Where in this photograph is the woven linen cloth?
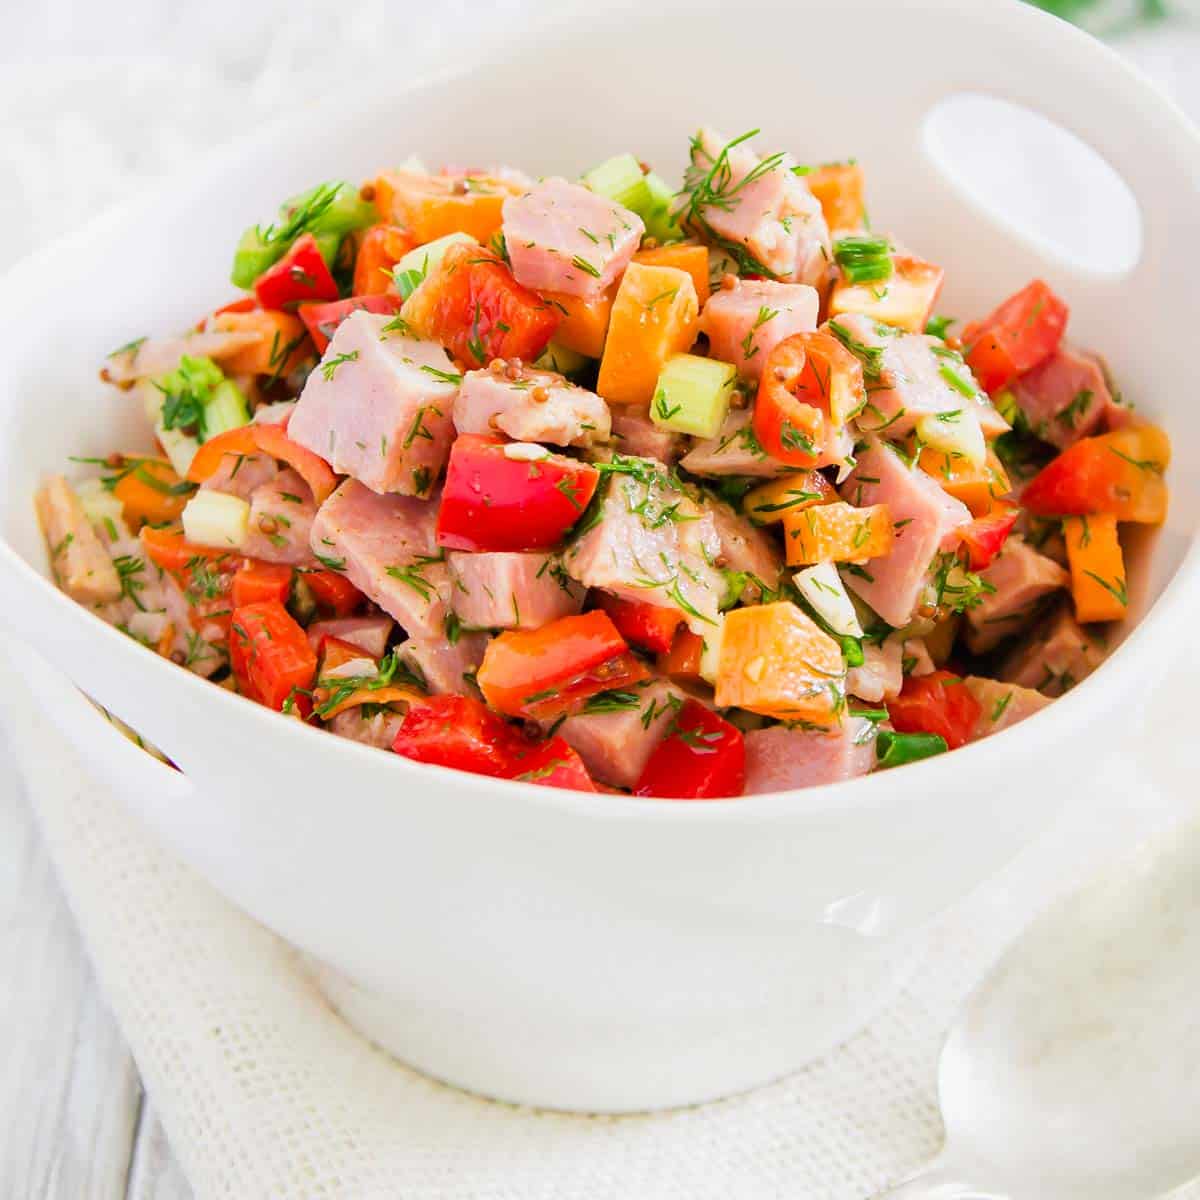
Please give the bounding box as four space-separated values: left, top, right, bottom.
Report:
4 3 1200 1194
3 640 1198 1200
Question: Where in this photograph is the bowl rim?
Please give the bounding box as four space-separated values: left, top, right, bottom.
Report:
2 0 1198 820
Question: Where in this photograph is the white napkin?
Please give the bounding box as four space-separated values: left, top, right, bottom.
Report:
3 638 1197 1200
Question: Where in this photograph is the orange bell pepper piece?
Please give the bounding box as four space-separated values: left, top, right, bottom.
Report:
782 501 893 566
1063 513 1128 623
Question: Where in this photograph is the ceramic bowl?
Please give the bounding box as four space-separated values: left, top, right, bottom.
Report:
1 0 1197 1112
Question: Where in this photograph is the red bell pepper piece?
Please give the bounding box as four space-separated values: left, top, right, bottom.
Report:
887 670 981 751
504 736 597 791
1019 425 1170 523
253 233 339 311
297 293 402 355
391 694 524 777
594 592 682 655
656 626 705 683
352 223 414 296
231 559 293 608
476 610 649 720
299 567 364 617
186 424 338 505
958 501 1019 571
436 434 599 552
230 600 318 712
961 279 1068 393
140 526 231 574
402 241 560 367
634 699 745 799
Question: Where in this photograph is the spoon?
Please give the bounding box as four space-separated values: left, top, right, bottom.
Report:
879 817 1200 1200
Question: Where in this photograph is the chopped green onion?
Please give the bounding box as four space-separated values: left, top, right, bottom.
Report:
833 235 893 284
875 729 948 768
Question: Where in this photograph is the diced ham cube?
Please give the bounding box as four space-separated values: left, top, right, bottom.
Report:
702 496 783 601
699 280 819 379
846 637 903 702
683 129 831 289
964 537 1070 653
680 408 789 478
962 676 1052 741
103 329 263 385
252 399 297 426
834 313 1004 440
1011 345 1114 449
242 469 317 565
742 718 877 794
398 631 489 696
609 408 683 464
503 177 644 298
447 551 585 630
562 458 724 627
330 707 405 750
1000 602 1105 697
454 366 610 447
309 479 448 637
288 311 457 497
555 680 685 789
37 476 121 606
840 440 972 628
200 451 277 502
307 615 395 659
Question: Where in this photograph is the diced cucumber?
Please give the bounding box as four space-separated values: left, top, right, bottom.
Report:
75 478 131 541
698 614 725 683
280 182 376 238
394 232 479 301
650 354 736 439
916 408 985 467
795 563 864 638
534 341 590 377
182 491 250 550
203 379 251 439
231 226 283 289
642 171 681 243
136 379 199 476
583 153 652 214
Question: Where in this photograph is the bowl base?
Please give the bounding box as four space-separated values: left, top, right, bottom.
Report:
307 930 929 1114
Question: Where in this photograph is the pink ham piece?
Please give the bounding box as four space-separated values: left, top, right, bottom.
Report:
963 676 1051 741
846 637 903 702
1011 345 1115 449
454 366 610 447
36 476 121 606
307 615 395 659
699 280 819 379
742 718 877 794
702 497 783 602
252 399 297 426
309 479 448 637
555 680 685 789
840 440 972 628
831 313 1006 439
447 551 585 630
562 459 724 627
683 128 830 289
103 329 263 385
609 408 682 464
242 469 317 565
1000 602 1105 697
288 311 458 497
680 408 789 478
200 451 277 502
965 537 1070 654
502 177 644 298
329 707 405 751
398 631 489 696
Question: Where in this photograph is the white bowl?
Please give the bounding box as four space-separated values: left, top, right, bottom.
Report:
1 0 1198 1113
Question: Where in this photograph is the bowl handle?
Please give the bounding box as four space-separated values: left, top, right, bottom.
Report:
0 632 196 812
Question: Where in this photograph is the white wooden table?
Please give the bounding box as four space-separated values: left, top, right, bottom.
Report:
1 730 191 1199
